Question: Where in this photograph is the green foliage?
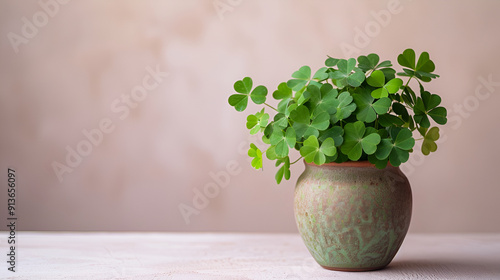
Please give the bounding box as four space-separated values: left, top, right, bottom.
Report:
228 49 447 184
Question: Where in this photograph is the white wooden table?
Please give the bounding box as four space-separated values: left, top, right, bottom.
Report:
1 232 500 279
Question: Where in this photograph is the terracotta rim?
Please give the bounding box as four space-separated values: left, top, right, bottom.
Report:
304 160 376 167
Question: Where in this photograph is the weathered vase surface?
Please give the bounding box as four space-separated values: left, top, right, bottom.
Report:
294 161 412 271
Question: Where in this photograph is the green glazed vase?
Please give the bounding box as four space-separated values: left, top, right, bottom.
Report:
294 161 412 271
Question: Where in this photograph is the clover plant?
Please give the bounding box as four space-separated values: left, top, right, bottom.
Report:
228 49 447 184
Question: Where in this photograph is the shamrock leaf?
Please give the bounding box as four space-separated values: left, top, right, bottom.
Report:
287 66 327 92
378 113 405 127
290 105 330 139
397 49 416 69
371 78 403 98
325 57 340 67
397 49 439 82
319 126 344 147
305 83 339 115
357 53 393 73
341 121 381 161
270 126 297 158
277 98 297 117
414 90 447 128
300 135 336 165
392 102 410 122
421 126 440 155
330 91 357 123
330 58 366 88
366 70 385 87
275 156 291 184
228 77 268 111
248 143 263 169
246 109 269 134
375 127 415 166
273 82 293 100
353 90 391 123
273 113 288 129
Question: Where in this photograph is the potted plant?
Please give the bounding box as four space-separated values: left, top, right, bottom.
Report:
227 49 447 271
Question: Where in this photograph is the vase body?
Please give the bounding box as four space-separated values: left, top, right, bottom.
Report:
294 161 412 271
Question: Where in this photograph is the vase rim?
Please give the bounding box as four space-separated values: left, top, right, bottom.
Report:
304 160 378 168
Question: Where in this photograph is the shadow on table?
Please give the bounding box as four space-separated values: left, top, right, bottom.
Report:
386 259 500 278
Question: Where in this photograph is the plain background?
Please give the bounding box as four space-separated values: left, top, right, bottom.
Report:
0 0 499 233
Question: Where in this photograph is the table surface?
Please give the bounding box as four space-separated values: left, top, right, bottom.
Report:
1 232 500 280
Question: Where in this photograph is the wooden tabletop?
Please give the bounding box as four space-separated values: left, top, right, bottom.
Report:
2 232 500 279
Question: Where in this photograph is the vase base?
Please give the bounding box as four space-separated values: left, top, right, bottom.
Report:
320 264 387 272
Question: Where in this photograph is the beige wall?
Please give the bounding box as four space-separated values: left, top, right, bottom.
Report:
0 0 499 233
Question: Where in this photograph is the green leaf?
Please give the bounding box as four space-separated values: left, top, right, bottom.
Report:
234 77 253 94
361 133 381 155
375 128 414 166
341 121 381 160
300 135 321 164
273 113 288 128
292 66 311 80
414 90 447 127
270 129 290 158
266 146 277 160
378 114 405 127
368 154 388 169
285 127 296 148
290 105 310 124
275 156 291 184
250 85 268 104
287 66 311 91
320 138 337 157
397 49 416 69
310 112 330 130
422 127 440 155
397 49 439 82
392 102 409 121
428 107 447 125
375 139 393 160
330 58 366 88
331 91 356 123
325 57 339 67
394 128 415 150
313 67 329 81
370 78 402 99
372 98 391 114
228 77 267 111
353 91 390 123
300 135 336 165
357 53 380 72
228 94 248 112
273 82 292 100
385 78 403 93
416 52 435 73
246 109 269 134
367 70 385 87
318 126 344 146
248 143 263 169
308 84 338 115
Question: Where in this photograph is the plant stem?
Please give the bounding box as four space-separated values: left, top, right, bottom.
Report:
291 157 303 165
264 103 278 112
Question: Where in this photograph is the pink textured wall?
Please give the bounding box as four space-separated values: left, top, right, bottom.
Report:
1 0 499 232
